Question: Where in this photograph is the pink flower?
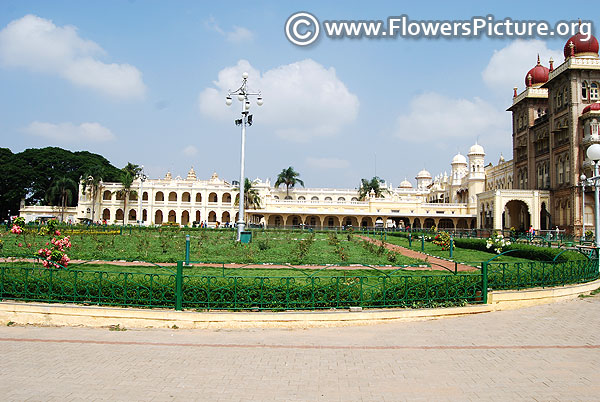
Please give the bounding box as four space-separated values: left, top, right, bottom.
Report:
27 243 31 248
55 230 61 236
46 242 49 246
18 243 22 247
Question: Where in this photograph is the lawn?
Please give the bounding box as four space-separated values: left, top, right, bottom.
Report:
0 228 425 266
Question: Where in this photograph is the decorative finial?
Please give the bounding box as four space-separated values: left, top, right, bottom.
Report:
513 87 518 97
569 41 575 57
537 54 540 65
578 18 582 32
549 57 554 72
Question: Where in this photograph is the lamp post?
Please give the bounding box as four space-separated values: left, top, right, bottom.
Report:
137 165 147 226
586 144 600 252
225 72 263 241
581 173 587 240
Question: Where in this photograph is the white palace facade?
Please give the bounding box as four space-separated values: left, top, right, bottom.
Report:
19 30 600 234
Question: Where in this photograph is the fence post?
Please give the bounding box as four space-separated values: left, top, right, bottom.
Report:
450 236 454 259
481 261 488 304
408 234 412 247
185 234 190 266
175 261 183 311
421 235 425 252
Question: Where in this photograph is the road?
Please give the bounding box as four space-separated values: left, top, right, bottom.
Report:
1 295 599 401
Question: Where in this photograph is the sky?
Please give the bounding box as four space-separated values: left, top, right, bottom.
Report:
0 1 593 189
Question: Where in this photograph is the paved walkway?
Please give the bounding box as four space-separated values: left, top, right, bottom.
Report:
1 295 599 401
357 235 478 272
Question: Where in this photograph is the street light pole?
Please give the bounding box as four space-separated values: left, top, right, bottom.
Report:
226 72 263 241
581 174 587 240
137 165 147 226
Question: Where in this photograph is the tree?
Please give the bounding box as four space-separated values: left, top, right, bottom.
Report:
46 177 77 222
274 167 304 197
235 178 262 220
122 162 142 178
81 167 106 223
114 172 137 224
358 176 388 200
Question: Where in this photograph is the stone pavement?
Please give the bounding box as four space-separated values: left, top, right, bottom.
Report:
1 295 599 401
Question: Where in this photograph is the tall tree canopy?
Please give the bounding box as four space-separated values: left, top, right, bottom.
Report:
358 176 388 200
274 166 304 197
0 147 123 220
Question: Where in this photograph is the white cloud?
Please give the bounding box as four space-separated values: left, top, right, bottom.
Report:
306 157 350 169
182 145 198 156
393 92 507 144
23 121 115 143
198 59 359 142
0 14 146 99
206 17 254 44
482 39 563 95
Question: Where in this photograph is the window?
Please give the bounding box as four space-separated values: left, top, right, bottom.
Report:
298 196 305 201
557 158 564 184
582 81 588 100
590 82 599 100
565 157 570 183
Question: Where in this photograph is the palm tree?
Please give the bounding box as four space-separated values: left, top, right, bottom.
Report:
358 176 388 200
274 166 304 197
47 177 77 222
114 172 137 225
235 178 262 220
122 162 141 178
81 167 105 222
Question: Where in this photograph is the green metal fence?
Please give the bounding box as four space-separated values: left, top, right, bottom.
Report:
0 259 597 311
0 262 483 311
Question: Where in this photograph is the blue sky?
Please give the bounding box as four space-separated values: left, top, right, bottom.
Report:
0 1 592 188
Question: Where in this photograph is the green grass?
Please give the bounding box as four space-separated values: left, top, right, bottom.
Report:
376 233 584 265
0 229 424 266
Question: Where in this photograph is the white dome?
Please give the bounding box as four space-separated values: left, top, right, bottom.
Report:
468 142 485 156
451 153 467 165
415 169 432 179
399 179 412 189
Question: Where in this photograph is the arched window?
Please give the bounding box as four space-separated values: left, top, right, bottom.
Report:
582 81 588 100
324 197 332 201
298 196 305 201
311 196 319 201
591 82 599 100
338 197 345 202
103 190 112 200
284 195 292 200
195 193 202 203
142 192 148 201
182 192 191 202
168 192 177 202
565 156 570 183
155 191 164 202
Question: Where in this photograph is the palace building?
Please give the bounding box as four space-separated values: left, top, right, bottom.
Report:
19 31 600 235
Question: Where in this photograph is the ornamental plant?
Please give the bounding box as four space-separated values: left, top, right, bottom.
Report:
37 235 72 268
432 231 454 251
486 232 511 254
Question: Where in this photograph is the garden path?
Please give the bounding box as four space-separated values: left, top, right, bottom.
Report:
356 235 478 272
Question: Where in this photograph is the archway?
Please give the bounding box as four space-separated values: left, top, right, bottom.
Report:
168 192 177 202
209 193 218 203
115 209 124 222
155 192 164 202
540 202 550 230
168 210 176 223
360 217 373 228
456 218 468 229
413 218 421 229
182 192 191 203
504 200 531 231
128 209 136 222
142 209 147 222
102 208 110 221
268 215 283 227
342 216 359 228
208 211 217 222
195 210 201 223
438 218 454 230
424 218 435 229
181 210 189 226
195 193 202 203
142 192 148 201
324 216 340 228
286 215 302 227
222 211 230 223
222 193 232 203
103 190 112 200
305 215 321 229
155 210 163 224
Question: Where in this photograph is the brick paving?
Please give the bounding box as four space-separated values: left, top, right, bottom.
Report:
1 295 599 401
356 235 478 272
